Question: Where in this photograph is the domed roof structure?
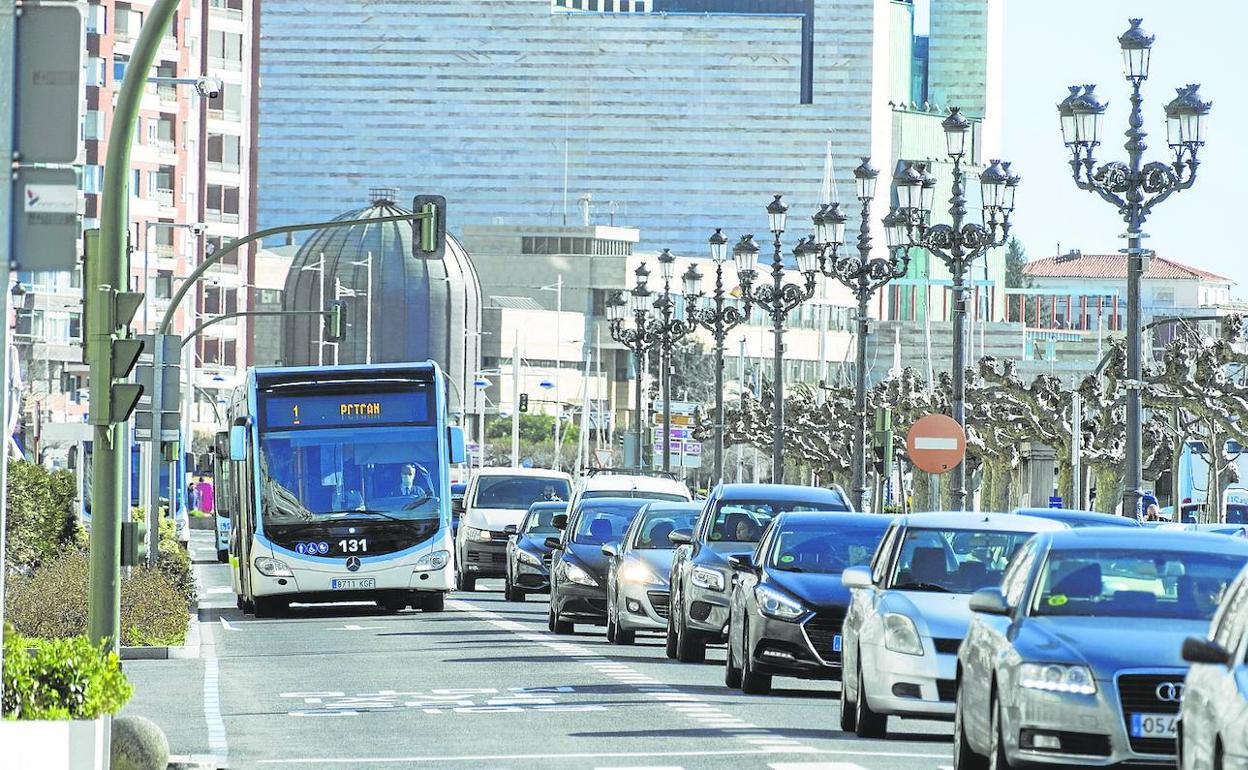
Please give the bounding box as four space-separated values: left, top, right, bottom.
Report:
281 188 481 418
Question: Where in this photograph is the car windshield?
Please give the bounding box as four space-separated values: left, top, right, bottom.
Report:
583 490 689 502
473 476 570 510
258 425 442 530
571 501 647 545
1031 548 1245 620
769 522 886 574
888 527 1038 594
522 506 564 536
709 499 847 543
631 509 699 549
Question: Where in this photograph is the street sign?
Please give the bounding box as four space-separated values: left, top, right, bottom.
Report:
1048 496 1063 509
13 167 79 271
134 334 182 441
593 449 614 468
15 4 83 164
905 414 966 475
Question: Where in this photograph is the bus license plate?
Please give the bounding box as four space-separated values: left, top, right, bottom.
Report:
833 634 843 652
1129 713 1178 739
330 578 376 590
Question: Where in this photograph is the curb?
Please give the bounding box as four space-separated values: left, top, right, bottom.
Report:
120 611 201 660
167 754 225 769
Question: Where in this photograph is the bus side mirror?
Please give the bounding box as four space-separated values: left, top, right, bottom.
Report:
448 426 466 464
229 425 247 461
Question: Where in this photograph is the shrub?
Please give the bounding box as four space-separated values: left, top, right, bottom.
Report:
4 460 78 570
154 516 196 606
2 624 133 720
4 549 190 647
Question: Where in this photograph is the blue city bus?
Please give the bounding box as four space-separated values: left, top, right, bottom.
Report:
74 437 190 541
210 431 232 562
221 362 465 616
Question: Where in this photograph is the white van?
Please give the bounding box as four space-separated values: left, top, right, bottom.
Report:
455 467 572 591
566 469 692 511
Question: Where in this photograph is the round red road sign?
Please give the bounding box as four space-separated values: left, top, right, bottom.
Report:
906 414 966 475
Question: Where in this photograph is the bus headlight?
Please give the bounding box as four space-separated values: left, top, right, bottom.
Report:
414 550 450 572
254 556 293 577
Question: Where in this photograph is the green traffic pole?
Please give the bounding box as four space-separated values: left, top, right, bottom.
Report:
88 0 181 651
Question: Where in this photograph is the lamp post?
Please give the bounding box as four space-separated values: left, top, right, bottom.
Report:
648 249 698 473
685 229 749 485
897 109 1019 511
607 264 656 469
812 158 911 512
736 196 819 483
1057 18 1208 518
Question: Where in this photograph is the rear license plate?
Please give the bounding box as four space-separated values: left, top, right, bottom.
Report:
832 634 843 652
1129 713 1178 739
330 578 376 590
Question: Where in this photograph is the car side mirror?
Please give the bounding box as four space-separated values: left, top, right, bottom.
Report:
1182 636 1232 666
552 513 568 530
601 542 618 558
544 536 563 551
669 529 692 546
841 565 873 590
452 498 465 515
503 524 518 537
968 587 1010 616
727 553 756 572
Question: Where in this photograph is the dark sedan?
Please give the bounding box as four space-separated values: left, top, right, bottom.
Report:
726 512 891 694
667 483 853 663
503 501 566 601
603 501 702 644
547 497 650 634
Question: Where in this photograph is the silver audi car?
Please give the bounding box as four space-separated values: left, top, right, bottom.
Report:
839 512 1064 739
954 528 1248 769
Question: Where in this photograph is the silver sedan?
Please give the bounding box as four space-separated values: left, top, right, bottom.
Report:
954 528 1248 769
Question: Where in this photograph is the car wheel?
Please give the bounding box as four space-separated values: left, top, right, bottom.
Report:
606 614 618 643
457 572 476 592
739 619 772 695
377 596 406 614
665 608 679 659
242 596 255 615
504 580 523 602
838 669 857 732
675 598 706 663
724 625 743 688
954 677 988 770
853 656 887 738
548 601 573 635
420 593 445 612
988 691 1013 770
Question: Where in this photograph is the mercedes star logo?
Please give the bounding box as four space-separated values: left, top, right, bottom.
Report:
1155 682 1184 702
345 556 361 572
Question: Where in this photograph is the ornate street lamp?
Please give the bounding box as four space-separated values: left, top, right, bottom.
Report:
1058 17 1208 517
737 195 819 483
898 109 1019 511
811 157 911 512
607 264 656 470
685 229 749 484
647 248 698 473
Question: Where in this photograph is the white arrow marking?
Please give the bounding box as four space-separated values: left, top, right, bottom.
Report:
220 618 238 631
329 624 383 631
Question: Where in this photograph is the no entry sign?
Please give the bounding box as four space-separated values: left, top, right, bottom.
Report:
906 414 966 474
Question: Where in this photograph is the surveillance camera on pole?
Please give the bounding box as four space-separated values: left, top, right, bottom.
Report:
194 76 223 100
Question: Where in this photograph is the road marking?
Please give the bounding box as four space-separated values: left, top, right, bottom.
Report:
327 624 383 631
769 764 869 770
219 618 237 631
258 747 952 765
201 612 229 765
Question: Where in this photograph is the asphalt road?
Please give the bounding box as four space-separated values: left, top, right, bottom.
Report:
122 532 953 770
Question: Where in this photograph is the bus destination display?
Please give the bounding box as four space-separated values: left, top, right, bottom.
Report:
262 390 431 429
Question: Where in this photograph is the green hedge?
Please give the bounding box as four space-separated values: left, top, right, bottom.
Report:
2 624 133 720
4 460 78 570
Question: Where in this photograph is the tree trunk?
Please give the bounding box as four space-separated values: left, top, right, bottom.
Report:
1055 462 1074 507
1092 465 1123 514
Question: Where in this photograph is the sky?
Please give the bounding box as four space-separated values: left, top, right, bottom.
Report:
1000 1 1248 298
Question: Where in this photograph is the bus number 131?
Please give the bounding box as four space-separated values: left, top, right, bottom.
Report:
339 538 367 553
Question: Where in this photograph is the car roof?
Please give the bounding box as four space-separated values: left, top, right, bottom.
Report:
1011 508 1140 527
637 501 702 515
716 483 849 504
581 473 690 494
770 512 893 528
574 496 652 510
897 511 1067 532
1041 527 1248 554
526 501 568 512
472 467 572 480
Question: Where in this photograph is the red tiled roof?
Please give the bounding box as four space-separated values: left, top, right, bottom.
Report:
1023 254 1231 283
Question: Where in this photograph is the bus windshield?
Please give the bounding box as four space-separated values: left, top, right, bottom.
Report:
259 424 442 532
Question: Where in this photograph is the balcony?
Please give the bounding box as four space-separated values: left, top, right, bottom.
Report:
157 139 176 157
158 85 177 105
154 188 174 208
208 56 243 73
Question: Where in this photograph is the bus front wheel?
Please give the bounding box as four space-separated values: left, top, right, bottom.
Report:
254 596 284 618
419 593 445 612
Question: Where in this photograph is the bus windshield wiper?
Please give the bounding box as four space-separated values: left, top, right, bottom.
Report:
326 510 439 534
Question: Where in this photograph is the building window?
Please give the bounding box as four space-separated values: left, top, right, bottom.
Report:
208 31 244 68
82 165 104 194
116 6 143 40
112 55 129 83
222 340 237 367
208 83 243 119
83 111 102 140
86 5 107 34
86 57 106 87
259 289 281 304
207 133 241 170
155 270 172 299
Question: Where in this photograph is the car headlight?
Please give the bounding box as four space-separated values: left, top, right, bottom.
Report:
464 526 491 542
883 612 924 656
691 566 725 592
516 549 543 567
254 556 293 577
1018 663 1097 695
620 560 662 585
754 584 806 621
414 550 449 572
563 562 599 587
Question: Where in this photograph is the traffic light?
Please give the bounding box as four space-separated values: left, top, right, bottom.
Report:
411 195 447 260
873 406 894 477
325 300 347 342
120 518 148 566
518 393 529 413
85 229 146 426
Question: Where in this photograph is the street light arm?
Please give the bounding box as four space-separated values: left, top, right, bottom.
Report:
158 212 433 335
181 309 328 348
